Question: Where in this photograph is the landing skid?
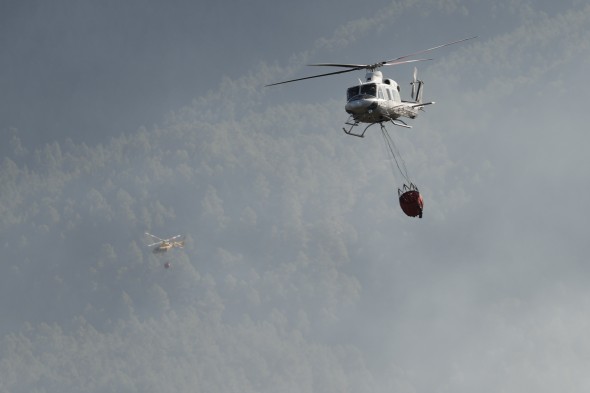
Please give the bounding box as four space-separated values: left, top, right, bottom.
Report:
342 116 412 138
342 118 371 138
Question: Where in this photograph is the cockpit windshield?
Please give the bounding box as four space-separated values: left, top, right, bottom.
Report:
347 83 377 101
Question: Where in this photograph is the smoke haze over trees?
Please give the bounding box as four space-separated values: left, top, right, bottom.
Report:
2 1 590 392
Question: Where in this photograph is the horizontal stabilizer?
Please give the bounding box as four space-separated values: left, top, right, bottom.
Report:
410 101 435 108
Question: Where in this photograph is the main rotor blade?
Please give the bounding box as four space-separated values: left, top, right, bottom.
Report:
382 58 432 67
383 36 477 64
145 232 164 241
308 63 370 68
265 67 362 87
265 36 476 87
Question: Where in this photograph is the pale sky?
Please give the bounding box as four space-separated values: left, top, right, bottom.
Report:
1 1 590 392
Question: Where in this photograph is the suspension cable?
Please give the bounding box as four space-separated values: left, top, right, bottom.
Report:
380 129 398 181
380 125 411 184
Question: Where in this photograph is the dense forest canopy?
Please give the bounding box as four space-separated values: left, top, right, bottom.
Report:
2 1 590 392
0 93 404 391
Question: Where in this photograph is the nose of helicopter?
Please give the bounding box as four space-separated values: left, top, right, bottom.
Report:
345 98 377 114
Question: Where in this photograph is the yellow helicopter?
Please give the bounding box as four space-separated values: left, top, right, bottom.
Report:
145 232 185 254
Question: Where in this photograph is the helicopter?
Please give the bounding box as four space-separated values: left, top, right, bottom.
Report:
266 36 476 137
145 232 185 254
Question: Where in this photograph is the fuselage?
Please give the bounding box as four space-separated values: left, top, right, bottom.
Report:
152 241 183 253
345 71 420 124
152 243 172 253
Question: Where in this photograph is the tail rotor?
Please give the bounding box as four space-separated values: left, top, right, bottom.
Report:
410 67 424 104
411 67 417 100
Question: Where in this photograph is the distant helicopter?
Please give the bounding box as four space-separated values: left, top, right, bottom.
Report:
266 37 476 137
145 232 185 254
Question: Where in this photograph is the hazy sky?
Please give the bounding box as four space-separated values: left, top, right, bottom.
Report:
2 0 590 392
0 0 372 146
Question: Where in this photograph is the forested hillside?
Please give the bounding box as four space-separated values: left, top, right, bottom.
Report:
0 92 416 391
3 2 590 390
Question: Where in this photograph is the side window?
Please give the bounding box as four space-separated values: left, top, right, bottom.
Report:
378 87 384 99
386 89 393 100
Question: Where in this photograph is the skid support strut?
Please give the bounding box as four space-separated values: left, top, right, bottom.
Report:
342 116 412 138
343 121 376 138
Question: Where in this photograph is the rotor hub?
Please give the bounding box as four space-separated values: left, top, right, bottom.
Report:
365 70 383 83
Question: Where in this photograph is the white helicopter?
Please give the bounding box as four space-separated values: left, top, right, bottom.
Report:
266 37 476 137
145 232 185 254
